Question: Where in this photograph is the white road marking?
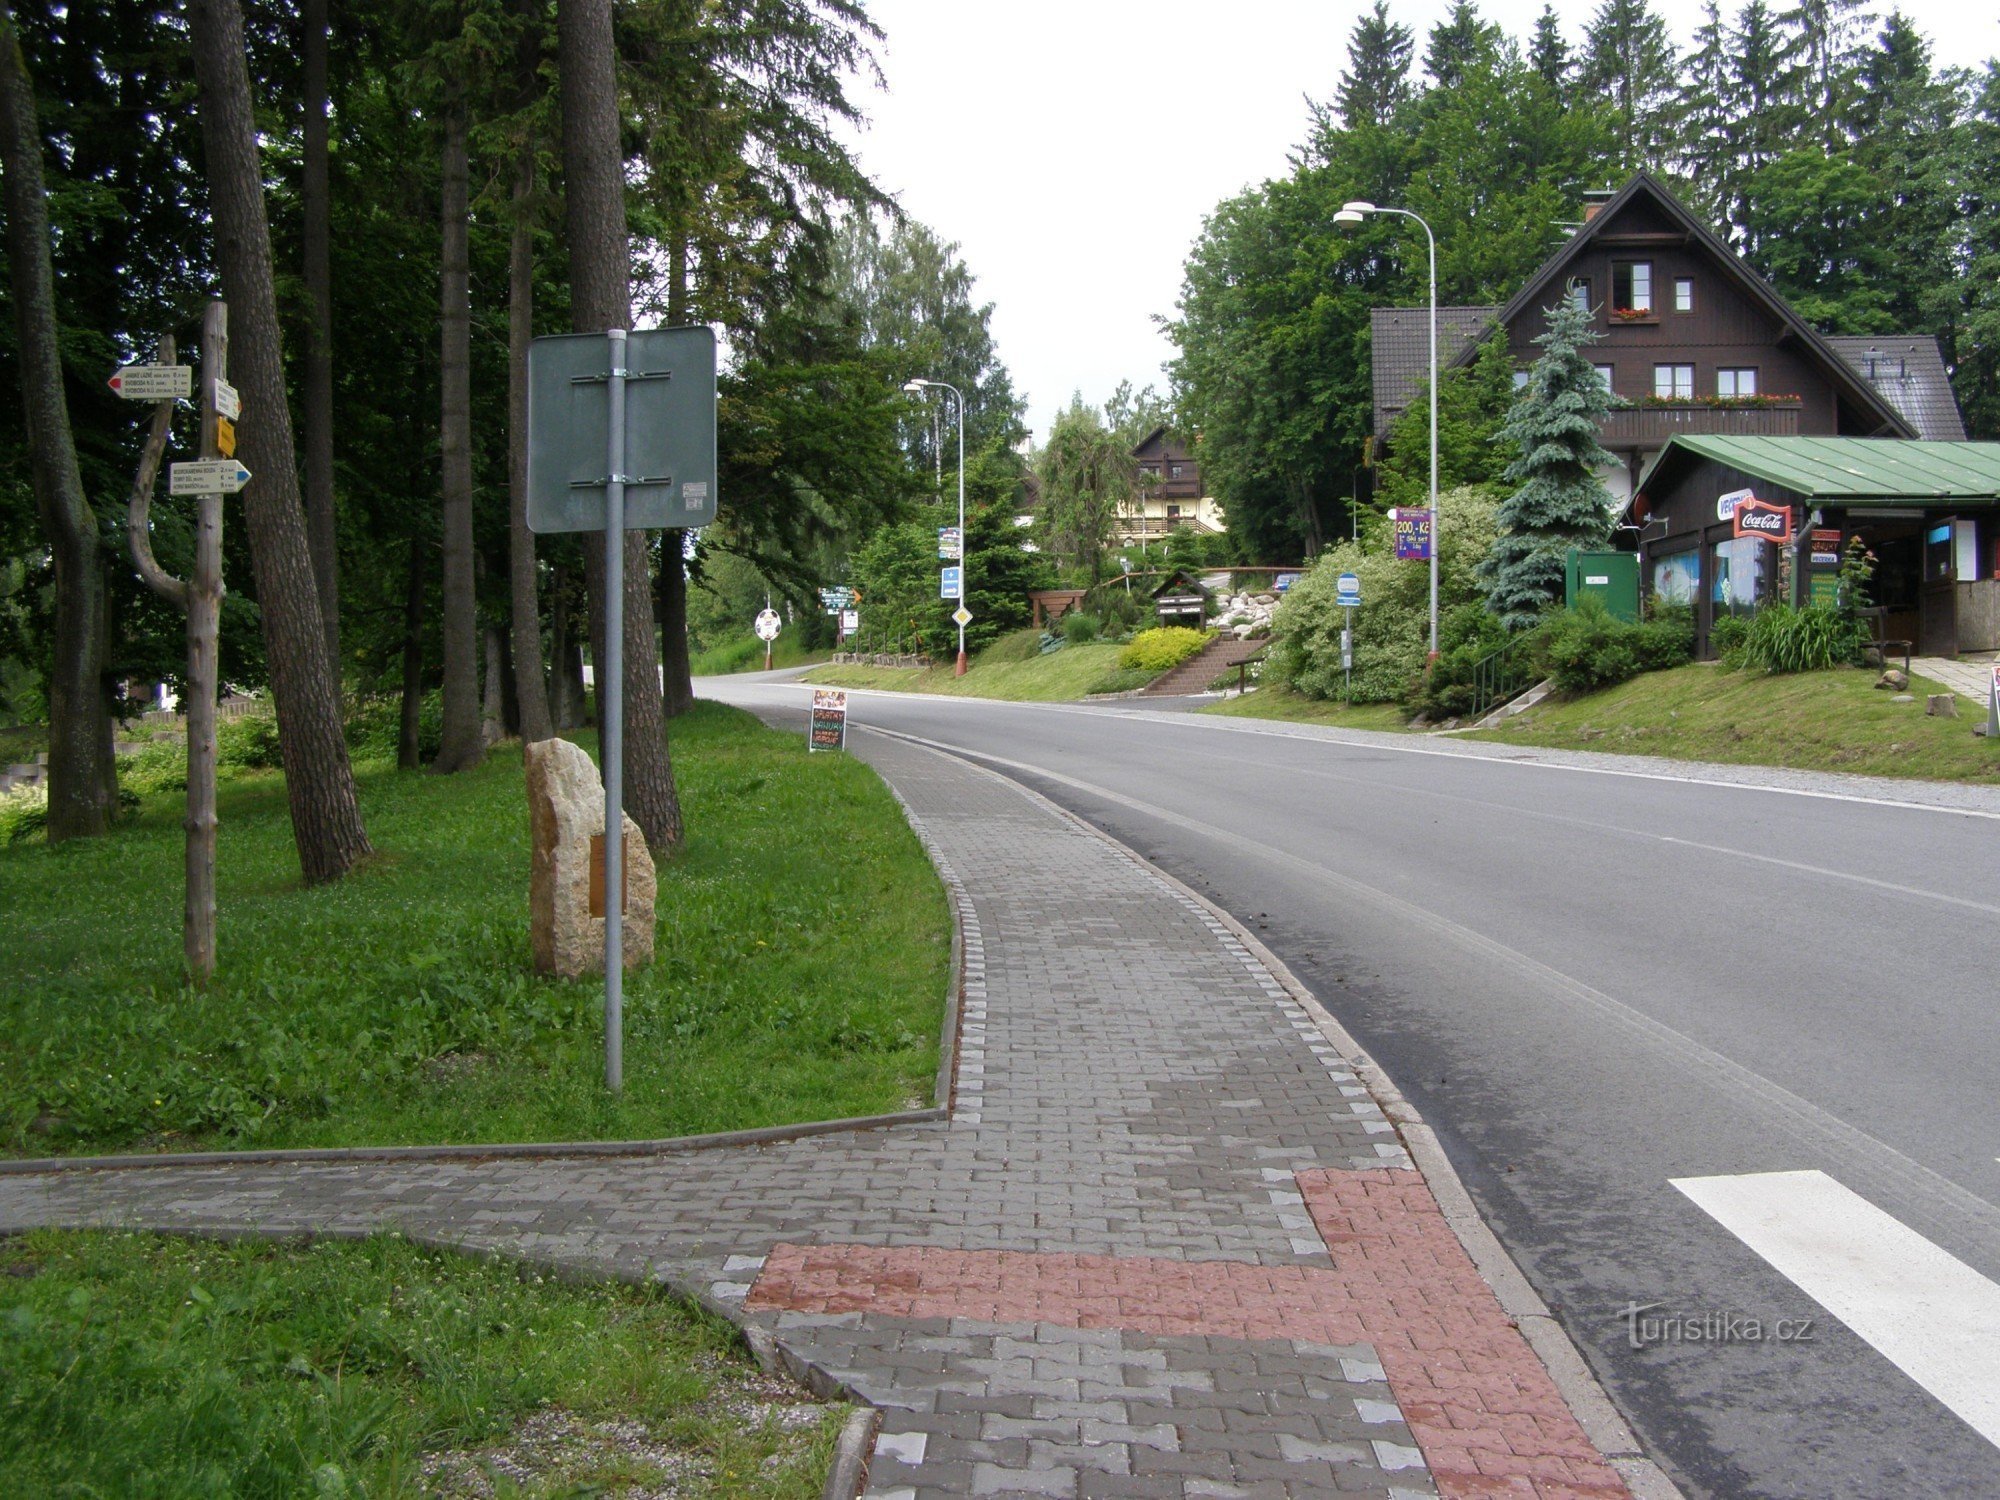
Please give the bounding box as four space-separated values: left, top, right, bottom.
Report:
1673 1169 2000 1450
1654 836 2000 917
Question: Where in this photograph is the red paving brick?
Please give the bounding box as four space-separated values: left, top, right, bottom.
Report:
745 1166 1629 1500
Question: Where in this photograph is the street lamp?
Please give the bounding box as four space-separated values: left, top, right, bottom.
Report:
903 377 968 675
1336 200 1438 661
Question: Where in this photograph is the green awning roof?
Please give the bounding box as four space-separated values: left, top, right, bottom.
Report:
1636 437 2000 503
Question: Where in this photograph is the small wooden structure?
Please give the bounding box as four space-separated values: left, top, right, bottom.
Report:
1028 588 1087 626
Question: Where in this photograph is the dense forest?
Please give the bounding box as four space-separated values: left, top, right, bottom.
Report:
1168 0 2000 560
4 0 1996 868
0 0 1023 857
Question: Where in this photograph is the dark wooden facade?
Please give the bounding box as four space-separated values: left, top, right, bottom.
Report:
1632 440 2000 659
1492 178 1916 498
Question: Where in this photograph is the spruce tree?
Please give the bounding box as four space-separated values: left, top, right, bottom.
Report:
1337 1 1415 130
1581 0 1679 171
1480 298 1617 631
1424 0 1503 91
1528 5 1572 90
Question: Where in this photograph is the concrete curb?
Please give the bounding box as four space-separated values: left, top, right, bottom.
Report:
860 724 1689 1500
1 754 977 1181
820 1405 881 1500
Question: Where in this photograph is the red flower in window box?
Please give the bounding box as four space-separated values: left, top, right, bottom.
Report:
1610 306 1651 321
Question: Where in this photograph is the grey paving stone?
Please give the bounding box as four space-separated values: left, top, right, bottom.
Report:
0 733 1441 1500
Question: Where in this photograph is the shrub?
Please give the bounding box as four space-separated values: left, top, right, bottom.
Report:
1709 614 1750 668
0 787 46 845
1532 595 1692 695
217 711 283 770
1741 603 1864 674
1061 612 1102 645
1080 582 1147 637
1119 626 1211 673
1412 604 1512 720
345 691 444 766
1267 486 1500 703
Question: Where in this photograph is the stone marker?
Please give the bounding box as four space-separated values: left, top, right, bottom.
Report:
1875 668 1908 691
1926 694 1958 718
525 738 655 977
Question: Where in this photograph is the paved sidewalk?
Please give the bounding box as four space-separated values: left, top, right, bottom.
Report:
1 733 1641 1499
1913 652 1997 709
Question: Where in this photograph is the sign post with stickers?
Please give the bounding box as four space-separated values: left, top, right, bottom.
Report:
527 324 718 1093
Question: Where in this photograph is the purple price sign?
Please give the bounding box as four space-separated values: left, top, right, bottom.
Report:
1392 508 1433 561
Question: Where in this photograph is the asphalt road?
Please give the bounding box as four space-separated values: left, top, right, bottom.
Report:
704 674 2000 1500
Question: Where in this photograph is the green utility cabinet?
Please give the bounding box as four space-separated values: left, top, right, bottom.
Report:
1565 549 1641 622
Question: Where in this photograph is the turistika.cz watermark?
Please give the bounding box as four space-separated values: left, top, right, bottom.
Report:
1618 1302 1816 1350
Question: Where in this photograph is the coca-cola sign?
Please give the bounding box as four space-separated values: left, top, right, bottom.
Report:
1733 500 1795 544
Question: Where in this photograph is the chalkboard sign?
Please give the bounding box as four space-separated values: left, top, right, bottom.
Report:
809 688 848 752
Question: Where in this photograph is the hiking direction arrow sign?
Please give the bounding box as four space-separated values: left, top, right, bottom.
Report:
108 364 192 401
169 460 251 495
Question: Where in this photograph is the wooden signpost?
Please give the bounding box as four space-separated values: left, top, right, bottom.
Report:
126 300 231 983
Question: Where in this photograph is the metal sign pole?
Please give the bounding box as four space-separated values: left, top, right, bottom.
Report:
603 328 626 1094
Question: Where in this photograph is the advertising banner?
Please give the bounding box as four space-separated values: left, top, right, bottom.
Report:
1392 508 1432 561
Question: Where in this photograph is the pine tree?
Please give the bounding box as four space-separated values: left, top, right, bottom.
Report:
1678 0 1734 225
1780 0 1869 150
1337 1 1414 130
1423 0 1503 91
1580 0 1679 171
1726 0 1807 252
1481 298 1617 631
1528 5 1572 90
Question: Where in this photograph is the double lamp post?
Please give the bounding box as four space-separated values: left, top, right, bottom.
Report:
902 377 969 675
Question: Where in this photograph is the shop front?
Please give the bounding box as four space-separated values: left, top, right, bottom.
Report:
1627 437 2000 659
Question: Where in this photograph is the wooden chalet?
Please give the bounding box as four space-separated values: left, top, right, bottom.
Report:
1369 173 1967 510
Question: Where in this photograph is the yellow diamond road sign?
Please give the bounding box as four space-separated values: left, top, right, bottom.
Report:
951 605 972 628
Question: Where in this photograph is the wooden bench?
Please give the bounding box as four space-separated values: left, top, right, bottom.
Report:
1856 607 1912 673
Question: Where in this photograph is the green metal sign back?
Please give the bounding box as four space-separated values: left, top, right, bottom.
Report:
526 327 717 534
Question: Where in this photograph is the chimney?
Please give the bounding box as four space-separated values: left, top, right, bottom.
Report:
1581 187 1615 223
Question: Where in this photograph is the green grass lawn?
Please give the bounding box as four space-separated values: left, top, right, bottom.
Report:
0 702 949 1156
689 631 831 676
1199 685 1418 733
1465 663 2000 782
804 640 1151 700
0 1230 845 1498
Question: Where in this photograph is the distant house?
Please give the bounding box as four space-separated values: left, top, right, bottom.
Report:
1368 173 1967 510
1125 427 1225 544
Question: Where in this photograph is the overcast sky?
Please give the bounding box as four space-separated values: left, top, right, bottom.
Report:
841 0 1998 444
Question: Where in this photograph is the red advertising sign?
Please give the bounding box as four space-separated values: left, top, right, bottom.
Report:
1732 500 1795 546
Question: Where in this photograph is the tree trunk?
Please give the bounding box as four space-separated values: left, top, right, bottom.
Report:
0 1 117 840
481 624 506 744
549 567 586 728
656 223 694 716
300 0 338 690
657 540 694 715
432 85 483 772
557 0 681 852
189 0 370 885
398 532 425 770
507 140 555 742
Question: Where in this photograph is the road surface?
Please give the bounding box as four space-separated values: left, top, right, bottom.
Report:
703 675 2000 1500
